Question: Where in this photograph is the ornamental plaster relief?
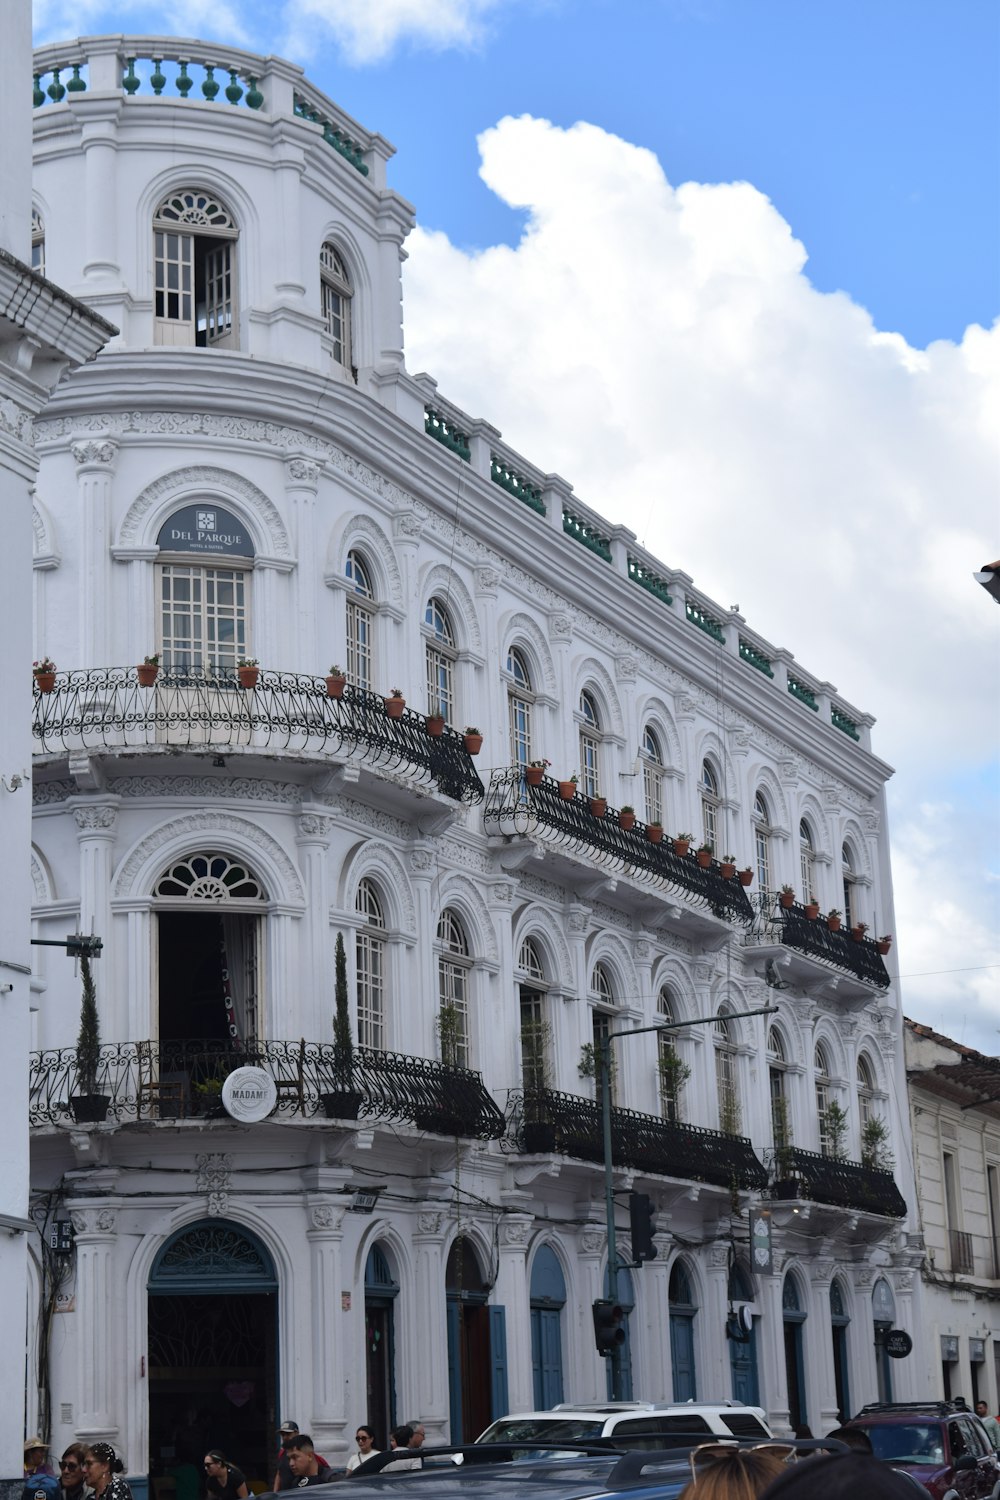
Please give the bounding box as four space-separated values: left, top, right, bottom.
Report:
71 439 119 468
438 839 491 875
0 395 33 443
31 851 53 902
320 795 409 843
590 901 631 932
113 813 305 903
284 457 321 486
338 842 416 934
118 464 292 558
108 775 303 804
32 497 57 558
33 779 79 806
73 805 119 832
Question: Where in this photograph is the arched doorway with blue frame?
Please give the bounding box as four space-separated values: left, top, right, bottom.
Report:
364 1243 399 1448
830 1278 851 1423
446 1238 507 1442
727 1259 759 1406
530 1244 565 1409
669 1259 698 1402
603 1263 635 1400
782 1272 808 1432
147 1219 278 1497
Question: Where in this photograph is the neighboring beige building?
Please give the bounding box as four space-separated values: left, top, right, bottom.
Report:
905 1019 1000 1410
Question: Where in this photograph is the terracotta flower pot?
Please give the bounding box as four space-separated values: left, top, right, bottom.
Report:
525 765 544 786
738 869 753 886
779 891 796 909
696 849 713 869
673 839 690 857
851 926 867 942
326 674 346 698
238 666 259 690
137 663 159 687
385 695 405 718
557 780 577 800
876 939 892 955
589 797 607 818
618 810 635 830
33 671 56 694
827 915 842 932
720 862 736 879
463 732 483 754
646 825 663 844
426 714 445 737
805 902 820 920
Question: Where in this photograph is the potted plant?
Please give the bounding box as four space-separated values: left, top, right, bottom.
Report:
771 1096 799 1194
322 933 362 1120
137 653 159 687
437 1003 465 1069
804 899 820 920
738 867 754 886
618 804 636 830
384 687 406 718
525 757 550 786
192 1075 226 1119
69 951 109 1124
415 1004 468 1135
876 934 893 955
821 1099 848 1161
326 665 347 698
425 703 446 737
646 820 664 844
589 792 607 818
851 921 869 942
696 842 714 869
557 773 578 800
463 726 483 754
33 656 57 693
861 1115 895 1172
719 1089 741 1139
826 907 842 932
778 884 796 909
237 657 259 689
720 855 736 879
673 834 693 857
578 1039 616 1096
657 1050 691 1118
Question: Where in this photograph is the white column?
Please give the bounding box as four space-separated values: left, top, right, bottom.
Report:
573 1223 608 1403
295 812 333 1040
71 800 119 1029
493 1211 533 1413
71 440 119 667
408 1211 450 1438
305 1200 348 1450
284 457 320 669
640 1234 672 1400
806 1259 840 1435
888 1265 920 1399
252 562 294 671
70 1201 122 1440
266 912 300 1040
81 113 123 283
759 1270 791 1435
701 1243 733 1406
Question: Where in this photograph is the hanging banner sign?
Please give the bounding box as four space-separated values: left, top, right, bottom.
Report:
222 1066 276 1122
749 1210 773 1275
884 1329 913 1359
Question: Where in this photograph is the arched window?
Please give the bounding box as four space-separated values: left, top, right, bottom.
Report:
320 242 352 369
642 726 664 827
815 1043 835 1157
715 1011 740 1136
700 761 720 850
657 987 683 1122
437 908 470 1067
857 1054 876 1131
355 879 386 1050
799 819 816 904
768 1027 789 1150
753 792 772 892
669 1259 698 1402
579 691 602 798
424 596 456 722
518 938 548 1094
507 647 534 767
154 188 238 348
155 503 254 673
31 207 45 276
591 962 617 1104
842 843 858 928
345 550 375 690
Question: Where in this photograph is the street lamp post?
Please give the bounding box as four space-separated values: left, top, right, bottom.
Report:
599 1005 776 1399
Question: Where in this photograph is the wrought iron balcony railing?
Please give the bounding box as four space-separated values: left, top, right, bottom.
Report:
508 1088 768 1190
32 668 484 803
747 894 891 990
29 1038 505 1140
949 1229 975 1275
770 1145 906 1217
485 771 755 924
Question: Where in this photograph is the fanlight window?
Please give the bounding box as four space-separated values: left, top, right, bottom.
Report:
701 761 720 850
657 987 683 1122
643 726 664 827
154 854 264 901
518 937 548 1093
345 550 375 689
437 908 470 1067
507 647 534 766
579 691 602 798
768 1026 789 1149
154 189 238 349
753 792 772 891
356 878 386 1050
425 596 456 721
799 819 816 903
842 843 858 927
857 1053 876 1129
715 1010 740 1135
320 242 352 368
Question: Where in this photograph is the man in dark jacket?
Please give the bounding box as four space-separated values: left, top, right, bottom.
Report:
285 1439 337 1488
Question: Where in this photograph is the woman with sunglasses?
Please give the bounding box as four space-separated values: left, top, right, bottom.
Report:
678 1444 789 1498
81 1444 132 1500
202 1453 248 1500
57 1445 90 1500
345 1427 380 1473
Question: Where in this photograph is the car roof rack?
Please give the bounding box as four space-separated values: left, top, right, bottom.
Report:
856 1401 967 1416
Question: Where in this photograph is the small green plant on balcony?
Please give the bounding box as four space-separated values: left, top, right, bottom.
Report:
193 1076 223 1098
75 951 101 1097
771 1095 795 1178
821 1099 849 1161
676 834 694 843
578 1040 597 1079
143 653 160 666
520 1016 552 1098
528 757 551 769
719 1088 742 1139
621 804 634 813
33 656 57 675
657 1050 691 1116
328 664 343 676
332 932 354 1088
237 657 259 667
698 841 713 854
389 686 404 698
861 1115 895 1172
437 1003 465 1068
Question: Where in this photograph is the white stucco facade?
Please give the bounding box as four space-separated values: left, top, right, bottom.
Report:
23 35 928 1491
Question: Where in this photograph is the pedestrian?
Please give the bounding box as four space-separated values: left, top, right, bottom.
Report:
272 1423 299 1492
345 1429 379 1473
382 1428 419 1473
677 1445 787 1499
202 1453 248 1500
404 1422 425 1451
81 1444 133 1500
975 1400 1000 1450
284 1438 337 1488
57 1445 91 1500
25 1442 57 1481
760 1453 929 1499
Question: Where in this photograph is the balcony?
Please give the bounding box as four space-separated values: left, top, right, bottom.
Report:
949 1229 975 1275
772 1145 907 1218
484 771 755 926
744 894 890 997
32 667 485 803
28 1038 506 1140
510 1088 768 1191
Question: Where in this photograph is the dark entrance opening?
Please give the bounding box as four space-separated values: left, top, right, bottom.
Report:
364 1244 399 1449
158 911 258 1044
148 1222 278 1497
446 1241 492 1443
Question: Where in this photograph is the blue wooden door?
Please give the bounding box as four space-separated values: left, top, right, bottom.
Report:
531 1308 564 1408
729 1319 759 1405
670 1313 697 1401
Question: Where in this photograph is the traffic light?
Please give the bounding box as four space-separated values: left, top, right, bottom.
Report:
629 1191 658 1263
592 1298 626 1356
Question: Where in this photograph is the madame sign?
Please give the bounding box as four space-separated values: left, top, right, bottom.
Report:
222 1066 277 1122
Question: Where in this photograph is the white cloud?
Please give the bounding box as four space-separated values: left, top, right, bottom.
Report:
402 114 1000 1050
282 0 511 64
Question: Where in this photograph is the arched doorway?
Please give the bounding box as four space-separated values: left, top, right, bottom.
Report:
147 1220 278 1497
669 1260 698 1402
446 1239 506 1442
364 1244 399 1448
604 1263 635 1400
530 1245 565 1409
830 1280 851 1422
782 1273 807 1431
728 1260 759 1406
872 1277 895 1403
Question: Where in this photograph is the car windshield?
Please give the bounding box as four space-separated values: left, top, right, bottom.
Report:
863 1425 944 1464
478 1419 606 1444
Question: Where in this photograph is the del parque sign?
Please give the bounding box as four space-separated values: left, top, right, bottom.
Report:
222 1067 277 1122
156 504 254 558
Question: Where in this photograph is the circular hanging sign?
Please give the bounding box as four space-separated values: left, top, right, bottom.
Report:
222 1066 277 1122
884 1329 913 1359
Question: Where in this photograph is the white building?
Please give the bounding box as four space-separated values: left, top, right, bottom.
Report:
904 1020 1000 1410
25 33 924 1494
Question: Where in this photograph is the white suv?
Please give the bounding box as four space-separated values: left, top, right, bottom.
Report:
477 1401 773 1449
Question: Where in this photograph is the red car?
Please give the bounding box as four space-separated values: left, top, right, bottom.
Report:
848 1402 1000 1499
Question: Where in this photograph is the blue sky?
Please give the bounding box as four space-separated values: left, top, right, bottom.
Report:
32 0 1000 1052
